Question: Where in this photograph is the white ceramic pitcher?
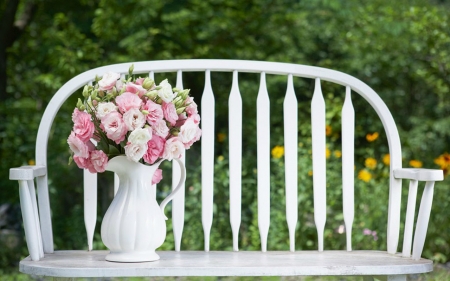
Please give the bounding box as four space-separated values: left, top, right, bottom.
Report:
100 155 185 262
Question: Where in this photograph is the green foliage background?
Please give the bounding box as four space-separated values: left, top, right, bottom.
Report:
1 0 449 275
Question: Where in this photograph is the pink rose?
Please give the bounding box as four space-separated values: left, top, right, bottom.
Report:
162 102 178 126
68 131 89 158
72 108 95 142
90 150 108 173
152 119 169 138
143 135 166 164
183 126 202 149
98 72 121 91
73 155 91 170
175 113 187 127
100 112 128 144
162 137 185 161
142 100 163 125
123 108 146 131
126 82 146 97
152 169 163 185
190 113 201 124
185 97 198 117
135 78 145 85
115 92 143 114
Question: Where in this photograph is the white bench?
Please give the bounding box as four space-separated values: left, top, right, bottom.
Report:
9 60 444 280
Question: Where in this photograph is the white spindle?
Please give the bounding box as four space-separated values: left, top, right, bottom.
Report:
311 78 326 252
341 86 354 251
36 175 53 253
19 180 40 261
149 72 156 200
27 180 44 258
172 70 186 251
229 70 242 252
283 74 298 252
402 180 418 257
84 169 97 251
201 70 215 251
412 181 435 260
114 174 119 196
149 71 154 80
257 72 270 252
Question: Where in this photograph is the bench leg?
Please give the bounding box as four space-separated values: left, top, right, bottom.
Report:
365 275 407 281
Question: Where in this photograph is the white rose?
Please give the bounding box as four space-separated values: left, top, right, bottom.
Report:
128 128 152 145
124 143 147 162
98 71 121 91
157 79 176 102
162 137 185 161
96 102 118 120
123 108 146 131
152 119 169 138
179 118 198 144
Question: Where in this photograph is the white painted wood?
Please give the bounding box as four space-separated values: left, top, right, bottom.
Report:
32 59 404 254
311 78 326 252
229 70 242 252
172 70 186 252
27 180 44 258
114 174 119 196
18 180 40 261
394 168 444 182
36 175 53 253
283 74 298 252
342 86 354 251
256 72 270 252
83 170 97 251
402 180 418 257
201 70 215 251
412 181 435 260
19 250 433 277
9 165 46 180
149 71 154 80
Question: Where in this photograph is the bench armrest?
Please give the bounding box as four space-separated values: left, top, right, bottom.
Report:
393 168 443 182
10 165 47 181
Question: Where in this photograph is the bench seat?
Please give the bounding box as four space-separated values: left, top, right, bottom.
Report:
20 250 432 277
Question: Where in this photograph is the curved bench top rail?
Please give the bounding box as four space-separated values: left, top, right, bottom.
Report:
36 59 402 170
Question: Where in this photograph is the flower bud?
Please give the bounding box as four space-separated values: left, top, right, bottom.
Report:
142 110 149 115
92 100 98 106
170 129 179 136
155 85 162 90
176 106 186 115
91 90 98 99
128 64 134 75
142 78 155 90
98 91 105 98
82 85 89 98
79 105 86 111
146 90 158 100
180 89 190 99
172 87 180 93
76 98 83 109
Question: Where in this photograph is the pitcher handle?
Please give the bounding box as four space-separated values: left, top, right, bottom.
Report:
159 158 186 220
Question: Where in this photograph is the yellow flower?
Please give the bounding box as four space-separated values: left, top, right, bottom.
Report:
366 132 379 142
308 170 313 176
334 150 342 158
326 125 332 136
409 160 423 168
382 154 390 166
217 133 226 143
218 155 224 162
28 159 35 165
434 152 450 170
358 170 372 182
326 147 331 159
271 145 284 159
365 157 377 170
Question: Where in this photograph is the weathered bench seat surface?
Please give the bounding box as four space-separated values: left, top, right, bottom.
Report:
10 60 444 280
21 251 432 277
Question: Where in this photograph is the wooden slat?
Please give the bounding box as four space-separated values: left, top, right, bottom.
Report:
172 70 186 251
36 175 53 253
19 180 40 261
201 70 215 251
311 78 326 252
341 86 354 251
283 74 298 252
412 181 435 260
402 180 418 257
27 180 44 258
84 169 97 251
229 70 242 251
256 72 270 252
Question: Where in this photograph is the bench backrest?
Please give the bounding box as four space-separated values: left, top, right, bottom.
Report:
34 60 403 255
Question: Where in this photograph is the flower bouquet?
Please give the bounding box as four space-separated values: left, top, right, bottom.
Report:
67 65 201 184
